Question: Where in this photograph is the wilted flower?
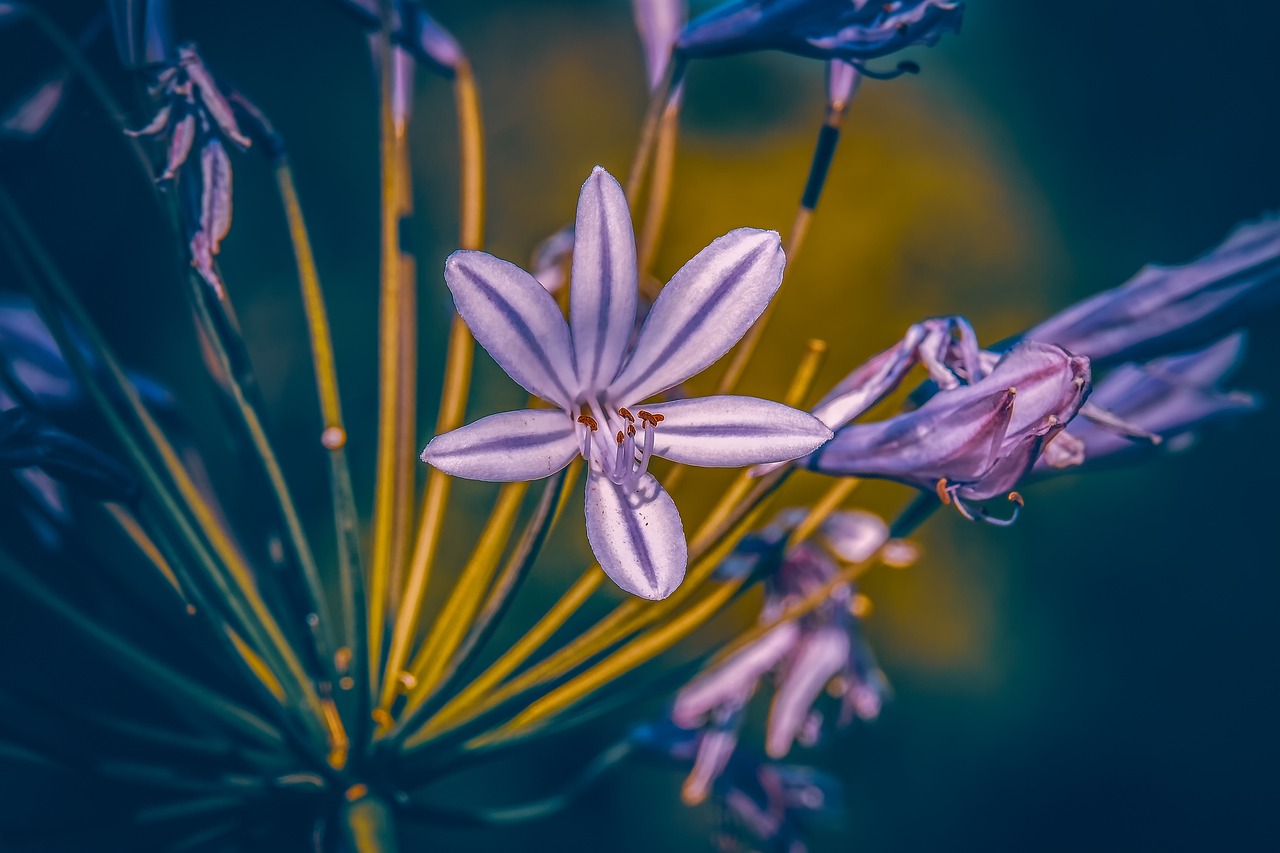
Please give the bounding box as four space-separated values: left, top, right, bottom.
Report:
808 342 1091 522
632 719 842 852
1021 214 1280 369
127 43 252 295
337 0 465 78
1036 333 1258 475
422 167 831 599
673 508 896 801
677 0 965 76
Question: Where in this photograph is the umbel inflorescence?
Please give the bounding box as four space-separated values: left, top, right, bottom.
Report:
0 1 1275 851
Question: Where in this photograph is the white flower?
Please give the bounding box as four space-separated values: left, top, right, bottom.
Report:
421 167 832 599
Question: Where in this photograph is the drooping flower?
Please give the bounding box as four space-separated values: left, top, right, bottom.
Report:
632 0 688 90
632 718 842 852
672 509 902 800
336 0 465 79
422 167 832 599
807 342 1091 522
1021 214 1280 369
127 43 251 295
1035 333 1258 475
677 0 965 76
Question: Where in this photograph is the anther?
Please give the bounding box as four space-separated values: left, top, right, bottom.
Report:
1008 491 1025 507
651 413 664 424
616 430 626 445
618 407 634 422
637 409 653 424
627 424 636 437
577 414 599 431
934 477 952 506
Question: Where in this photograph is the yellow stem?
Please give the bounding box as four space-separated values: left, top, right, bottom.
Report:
716 206 814 395
377 60 485 714
636 97 681 292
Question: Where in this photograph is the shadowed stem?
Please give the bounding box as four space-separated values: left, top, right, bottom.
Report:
274 161 368 748
636 94 682 293
342 794 400 853
378 57 485 716
625 58 687 206
0 191 332 754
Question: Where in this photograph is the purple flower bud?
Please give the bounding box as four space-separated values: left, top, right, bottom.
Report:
809 342 1091 520
1036 334 1258 475
1 71 69 142
0 406 138 503
1022 214 1280 368
677 0 964 77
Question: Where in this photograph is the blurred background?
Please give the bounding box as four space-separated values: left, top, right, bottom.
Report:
3 1 1279 850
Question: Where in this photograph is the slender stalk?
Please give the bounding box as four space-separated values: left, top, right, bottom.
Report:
393 466 573 746
367 5 411 690
0 193 331 749
342 794 401 853
635 96 682 292
274 161 368 742
625 58 686 204
377 58 485 714
104 502 185 599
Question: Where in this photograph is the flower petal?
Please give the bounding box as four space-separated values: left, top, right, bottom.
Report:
672 621 800 727
420 409 578 482
444 250 578 409
648 395 831 467
570 167 638 395
767 627 850 758
611 228 784 402
584 469 686 599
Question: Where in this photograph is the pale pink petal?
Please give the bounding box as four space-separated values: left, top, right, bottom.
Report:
570 167 637 395
767 628 850 758
649 395 831 467
612 228 784 403
672 621 800 726
421 409 578 482
444 250 578 409
584 469 686 599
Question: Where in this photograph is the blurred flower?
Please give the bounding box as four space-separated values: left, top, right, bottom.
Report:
677 0 964 76
530 224 575 294
1 70 70 142
1035 333 1258 475
423 167 830 599
0 405 137 503
808 342 1091 522
673 509 895 800
633 718 842 852
336 0 464 78
107 0 173 69
632 0 688 89
1022 214 1280 369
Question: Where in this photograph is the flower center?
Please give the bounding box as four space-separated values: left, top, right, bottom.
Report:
575 402 664 491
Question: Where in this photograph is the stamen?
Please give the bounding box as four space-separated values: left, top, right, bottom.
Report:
577 414 599 431
627 424 636 437
934 477 952 506
615 430 625 444
618 407 634 422
637 409 654 424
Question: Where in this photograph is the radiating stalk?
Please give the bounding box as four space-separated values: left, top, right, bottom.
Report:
367 4 415 690
625 58 687 205
104 503 184 599
274 161 368 742
0 193 331 749
377 58 485 715
635 95 682 292
342 794 401 853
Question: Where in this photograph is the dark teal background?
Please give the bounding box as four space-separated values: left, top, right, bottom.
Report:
2 1 1279 850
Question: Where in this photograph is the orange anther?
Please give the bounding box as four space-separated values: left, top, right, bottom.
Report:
618 407 634 422
616 430 625 444
577 414 599 431
935 477 952 506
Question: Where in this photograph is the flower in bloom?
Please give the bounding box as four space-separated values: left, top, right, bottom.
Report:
632 718 842 852
1035 333 1258 475
672 509 902 802
422 167 832 599
807 342 1091 522
677 0 964 75
1020 214 1280 369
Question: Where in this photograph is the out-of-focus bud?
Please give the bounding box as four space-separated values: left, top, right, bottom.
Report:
677 0 964 77
530 225 576 294
338 0 465 78
632 0 688 90
1 72 69 142
825 58 860 117
1022 214 1280 369
107 0 174 69
0 407 138 503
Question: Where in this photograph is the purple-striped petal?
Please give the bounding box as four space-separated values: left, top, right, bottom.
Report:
585 469 686 599
444 250 578 409
612 228 784 402
421 408 578 482
767 627 850 758
649 395 831 467
570 167 638 396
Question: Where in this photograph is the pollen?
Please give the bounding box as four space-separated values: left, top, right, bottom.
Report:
618 406 634 422
577 414 599 431
616 430 626 444
627 424 636 437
